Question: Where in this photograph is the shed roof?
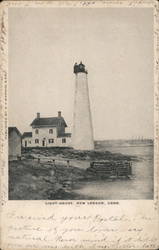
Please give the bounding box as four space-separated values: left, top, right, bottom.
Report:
30 117 67 128
8 127 21 137
57 133 71 138
22 132 32 138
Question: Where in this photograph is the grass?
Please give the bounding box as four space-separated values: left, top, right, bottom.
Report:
9 159 88 200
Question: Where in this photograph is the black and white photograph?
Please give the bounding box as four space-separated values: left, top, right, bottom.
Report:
8 6 154 200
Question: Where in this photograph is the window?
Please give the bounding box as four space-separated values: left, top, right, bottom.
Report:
62 138 66 143
29 140 31 144
35 129 39 134
48 139 54 143
49 129 53 134
35 139 39 144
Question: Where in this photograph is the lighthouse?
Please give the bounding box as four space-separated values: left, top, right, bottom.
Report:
72 62 94 150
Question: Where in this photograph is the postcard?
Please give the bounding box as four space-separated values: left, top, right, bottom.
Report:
0 0 159 249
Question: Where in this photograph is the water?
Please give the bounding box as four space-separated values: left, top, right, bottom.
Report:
72 144 154 200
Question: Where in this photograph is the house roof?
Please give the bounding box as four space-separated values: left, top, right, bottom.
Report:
22 132 32 138
30 117 67 128
8 127 21 137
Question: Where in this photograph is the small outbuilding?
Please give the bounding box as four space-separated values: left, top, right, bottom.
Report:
22 132 32 147
8 127 21 160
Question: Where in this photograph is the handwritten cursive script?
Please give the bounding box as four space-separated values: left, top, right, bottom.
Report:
2 210 158 249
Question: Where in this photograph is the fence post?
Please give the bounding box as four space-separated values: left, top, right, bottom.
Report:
52 159 55 167
116 164 119 178
52 159 57 179
67 160 70 168
128 163 132 175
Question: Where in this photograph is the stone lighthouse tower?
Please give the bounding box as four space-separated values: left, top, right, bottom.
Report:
72 62 94 150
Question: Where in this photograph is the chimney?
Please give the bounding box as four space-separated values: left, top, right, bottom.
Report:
58 111 61 117
37 112 40 119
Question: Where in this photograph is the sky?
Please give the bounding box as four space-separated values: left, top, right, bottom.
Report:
8 7 154 140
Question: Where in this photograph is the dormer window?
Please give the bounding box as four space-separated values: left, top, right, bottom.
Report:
49 129 53 134
35 129 39 134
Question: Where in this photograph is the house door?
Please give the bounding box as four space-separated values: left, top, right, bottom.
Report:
42 139 46 147
25 141 27 147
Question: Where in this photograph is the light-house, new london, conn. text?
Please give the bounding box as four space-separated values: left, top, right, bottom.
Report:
72 62 94 150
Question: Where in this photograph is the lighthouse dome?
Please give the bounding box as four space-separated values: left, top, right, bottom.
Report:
73 62 87 74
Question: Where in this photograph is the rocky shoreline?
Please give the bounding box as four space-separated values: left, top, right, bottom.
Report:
9 148 135 200
22 147 135 161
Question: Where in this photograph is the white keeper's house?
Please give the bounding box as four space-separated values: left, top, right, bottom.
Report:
22 111 71 148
